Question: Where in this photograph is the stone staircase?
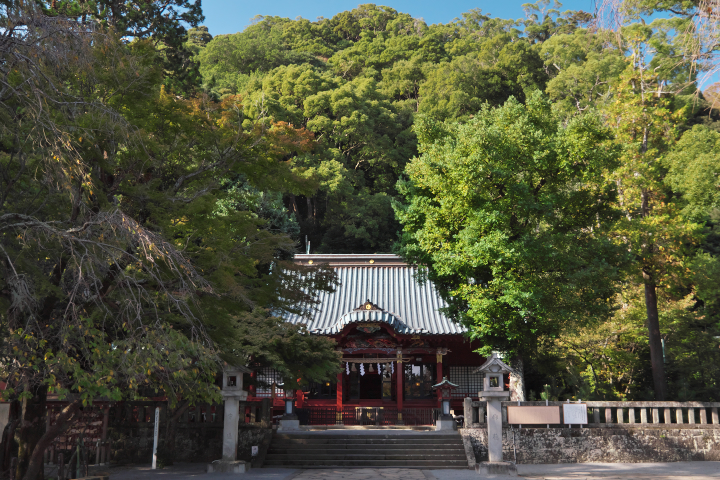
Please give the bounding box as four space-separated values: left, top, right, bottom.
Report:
263 432 469 469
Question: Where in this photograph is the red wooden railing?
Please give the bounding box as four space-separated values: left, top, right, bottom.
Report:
294 407 438 426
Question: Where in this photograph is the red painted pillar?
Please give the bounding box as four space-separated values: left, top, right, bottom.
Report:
249 370 257 398
436 352 443 409
336 371 344 424
396 360 404 424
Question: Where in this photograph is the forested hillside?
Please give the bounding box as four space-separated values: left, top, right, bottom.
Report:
195 4 588 253
2 4 720 474
191 2 720 403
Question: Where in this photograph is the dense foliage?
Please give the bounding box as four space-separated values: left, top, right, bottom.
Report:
192 0 720 403
191 1 720 403
3 0 720 476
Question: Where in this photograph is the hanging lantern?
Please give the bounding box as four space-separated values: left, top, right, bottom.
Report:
369 363 375 373
351 363 357 372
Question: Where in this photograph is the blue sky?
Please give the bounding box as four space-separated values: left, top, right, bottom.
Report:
201 0 596 36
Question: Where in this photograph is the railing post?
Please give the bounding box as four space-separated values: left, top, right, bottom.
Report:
250 405 257 424
464 397 472 426
640 408 648 424
629 408 636 424
652 408 660 423
700 408 708 424
616 408 624 424
238 402 246 424
605 408 612 424
712 407 719 424
688 408 695 424
676 408 684 424
664 408 672 424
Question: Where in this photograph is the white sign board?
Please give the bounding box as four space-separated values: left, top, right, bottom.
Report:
563 403 588 424
251 446 259 456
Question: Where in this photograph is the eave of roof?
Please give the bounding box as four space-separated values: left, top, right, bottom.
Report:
285 255 465 336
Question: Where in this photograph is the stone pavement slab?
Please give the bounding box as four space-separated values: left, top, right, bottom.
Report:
107 464 296 480
516 461 720 479
291 468 429 479
101 461 720 480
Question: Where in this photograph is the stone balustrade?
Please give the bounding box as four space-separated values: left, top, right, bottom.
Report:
463 399 720 428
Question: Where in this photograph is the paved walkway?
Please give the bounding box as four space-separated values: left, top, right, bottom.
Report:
104 461 720 479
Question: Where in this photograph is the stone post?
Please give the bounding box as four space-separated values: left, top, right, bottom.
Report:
484 394 505 461
464 397 473 426
474 353 517 477
207 364 251 474
222 396 240 461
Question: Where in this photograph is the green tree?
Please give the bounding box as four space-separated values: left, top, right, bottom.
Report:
602 22 704 400
395 93 628 393
664 125 720 222
541 29 626 116
0 7 339 479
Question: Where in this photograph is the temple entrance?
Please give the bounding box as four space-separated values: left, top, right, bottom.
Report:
347 364 393 400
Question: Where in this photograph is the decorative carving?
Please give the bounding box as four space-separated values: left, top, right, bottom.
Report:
343 347 397 354
355 323 381 334
344 337 397 349
354 299 381 312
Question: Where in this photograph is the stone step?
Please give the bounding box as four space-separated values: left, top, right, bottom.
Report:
268 444 465 452
273 434 458 440
270 438 463 445
264 432 469 469
263 459 469 468
265 453 468 461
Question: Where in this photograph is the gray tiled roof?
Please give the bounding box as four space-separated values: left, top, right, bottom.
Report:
284 255 466 335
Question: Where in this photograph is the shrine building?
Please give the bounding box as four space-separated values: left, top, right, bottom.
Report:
249 254 489 426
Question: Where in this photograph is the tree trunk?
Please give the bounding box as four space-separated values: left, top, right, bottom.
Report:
640 187 668 401
643 273 668 401
288 194 300 222
14 386 47 480
509 356 526 402
21 400 82 480
306 197 314 224
163 401 190 465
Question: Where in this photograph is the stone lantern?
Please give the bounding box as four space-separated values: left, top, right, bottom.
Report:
473 353 517 477
278 385 300 432
432 376 459 431
207 363 251 474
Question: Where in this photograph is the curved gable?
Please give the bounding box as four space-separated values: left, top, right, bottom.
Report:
284 254 465 336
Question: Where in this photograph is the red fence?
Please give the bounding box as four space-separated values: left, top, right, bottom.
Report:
295 407 438 426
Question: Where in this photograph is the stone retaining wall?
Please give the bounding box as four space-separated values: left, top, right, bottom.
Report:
460 426 720 466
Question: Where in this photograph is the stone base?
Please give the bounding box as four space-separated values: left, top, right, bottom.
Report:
277 419 300 431
475 461 517 477
435 418 457 431
207 460 247 473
